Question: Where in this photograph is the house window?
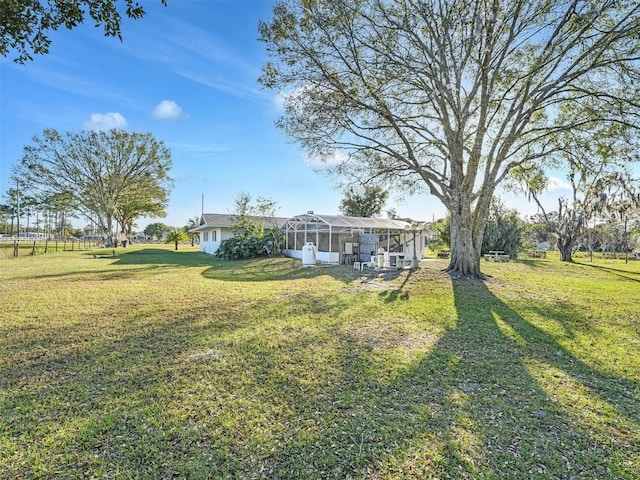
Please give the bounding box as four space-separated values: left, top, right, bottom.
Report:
203 232 209 242
212 230 217 242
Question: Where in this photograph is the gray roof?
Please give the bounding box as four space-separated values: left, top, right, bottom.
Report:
284 213 417 230
192 212 425 233
191 213 289 232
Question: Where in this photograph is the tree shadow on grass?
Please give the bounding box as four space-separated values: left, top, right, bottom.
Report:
443 279 639 475
576 261 640 283
202 256 364 284
109 248 218 268
3 268 638 479
377 270 412 302
16 249 218 282
98 250 383 285
245 276 639 479
513 258 551 268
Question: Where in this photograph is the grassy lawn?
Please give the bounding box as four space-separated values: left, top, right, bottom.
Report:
1 245 638 479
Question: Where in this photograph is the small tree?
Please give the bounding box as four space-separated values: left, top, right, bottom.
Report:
165 228 188 251
0 204 11 235
523 216 554 249
115 182 169 244
230 192 280 238
229 192 255 238
144 222 171 241
431 217 451 252
339 185 388 217
184 216 200 246
217 193 283 260
481 200 524 258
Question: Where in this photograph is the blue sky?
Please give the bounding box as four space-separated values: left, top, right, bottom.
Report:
1 0 569 230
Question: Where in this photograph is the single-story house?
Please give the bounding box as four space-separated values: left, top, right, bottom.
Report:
191 213 288 255
193 211 426 267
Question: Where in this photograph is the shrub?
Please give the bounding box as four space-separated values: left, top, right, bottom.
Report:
216 229 282 260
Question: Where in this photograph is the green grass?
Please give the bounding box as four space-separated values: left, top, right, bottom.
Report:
1 245 638 479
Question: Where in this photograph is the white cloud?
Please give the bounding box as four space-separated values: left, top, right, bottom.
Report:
273 92 287 111
274 84 312 110
152 100 188 120
545 176 572 193
304 150 348 168
83 112 128 130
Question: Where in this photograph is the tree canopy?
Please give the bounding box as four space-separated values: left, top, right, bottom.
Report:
144 222 172 241
230 192 280 238
339 185 388 217
165 228 188 250
18 129 173 246
216 193 284 260
259 0 640 277
481 200 525 258
513 119 640 261
1 0 167 63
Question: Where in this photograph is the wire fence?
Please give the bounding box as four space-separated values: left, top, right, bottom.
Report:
0 237 102 258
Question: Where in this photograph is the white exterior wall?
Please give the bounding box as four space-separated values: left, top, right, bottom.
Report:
199 227 235 255
283 249 339 264
283 248 302 260
199 227 218 254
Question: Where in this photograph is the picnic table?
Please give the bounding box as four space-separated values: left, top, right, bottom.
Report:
484 250 510 262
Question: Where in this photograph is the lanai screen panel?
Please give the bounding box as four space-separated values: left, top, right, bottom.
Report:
284 213 410 252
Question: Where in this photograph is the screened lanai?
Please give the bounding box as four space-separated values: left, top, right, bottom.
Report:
282 212 424 266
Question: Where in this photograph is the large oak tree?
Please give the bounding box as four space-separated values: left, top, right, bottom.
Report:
259 0 640 277
19 129 173 247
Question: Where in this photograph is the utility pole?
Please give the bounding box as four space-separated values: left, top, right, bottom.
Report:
16 179 20 239
624 212 629 264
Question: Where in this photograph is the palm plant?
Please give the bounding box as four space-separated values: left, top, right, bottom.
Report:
165 228 189 251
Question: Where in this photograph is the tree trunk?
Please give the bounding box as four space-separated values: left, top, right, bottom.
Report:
444 184 492 278
174 241 179 251
447 210 485 278
105 215 115 247
557 237 575 262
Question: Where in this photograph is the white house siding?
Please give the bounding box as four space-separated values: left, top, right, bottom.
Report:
194 214 289 256
283 249 339 264
199 228 216 254
199 227 235 255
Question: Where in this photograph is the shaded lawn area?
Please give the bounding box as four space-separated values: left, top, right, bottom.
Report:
0 245 638 479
